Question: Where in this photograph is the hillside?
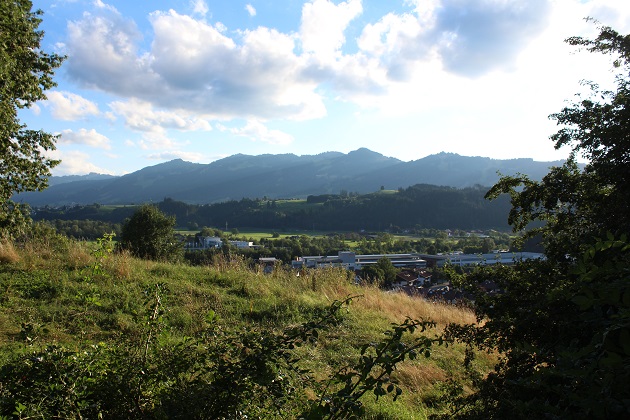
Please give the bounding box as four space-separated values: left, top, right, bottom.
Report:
17 149 570 206
0 232 492 418
33 184 513 231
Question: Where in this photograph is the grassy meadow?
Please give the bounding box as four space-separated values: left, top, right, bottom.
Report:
0 233 493 418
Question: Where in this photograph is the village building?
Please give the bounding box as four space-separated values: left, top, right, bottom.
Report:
416 251 545 267
292 251 427 270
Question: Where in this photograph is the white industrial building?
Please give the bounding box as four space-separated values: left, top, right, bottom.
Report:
417 251 545 267
292 252 427 270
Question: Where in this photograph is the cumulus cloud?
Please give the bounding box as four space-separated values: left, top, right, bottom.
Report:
48 150 113 175
300 0 362 60
138 133 182 151
109 99 212 133
93 0 117 13
46 91 100 120
356 0 552 79
191 0 209 17
231 120 294 145
430 0 552 77
65 9 326 120
58 128 112 149
65 9 160 95
245 4 256 17
30 103 41 116
60 0 629 125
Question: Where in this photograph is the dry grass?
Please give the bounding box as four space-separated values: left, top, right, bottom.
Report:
0 240 19 264
395 362 448 392
108 249 133 279
66 241 91 269
352 286 476 330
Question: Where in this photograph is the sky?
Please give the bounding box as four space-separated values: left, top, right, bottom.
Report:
23 0 630 175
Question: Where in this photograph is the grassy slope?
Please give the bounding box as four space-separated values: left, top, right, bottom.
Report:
0 237 493 418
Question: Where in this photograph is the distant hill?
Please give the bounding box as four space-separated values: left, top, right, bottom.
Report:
47 173 117 186
17 149 572 206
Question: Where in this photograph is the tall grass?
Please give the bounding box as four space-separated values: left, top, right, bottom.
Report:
0 235 488 418
0 240 19 264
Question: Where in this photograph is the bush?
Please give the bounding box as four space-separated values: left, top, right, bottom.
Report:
119 205 182 262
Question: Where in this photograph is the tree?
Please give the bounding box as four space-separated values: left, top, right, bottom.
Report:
0 1 64 237
119 205 182 262
361 257 399 289
444 24 630 419
485 24 630 262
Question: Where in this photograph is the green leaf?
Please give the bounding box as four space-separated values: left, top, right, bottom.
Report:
572 295 594 310
619 328 630 356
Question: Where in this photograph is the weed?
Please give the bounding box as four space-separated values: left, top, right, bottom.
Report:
81 232 115 282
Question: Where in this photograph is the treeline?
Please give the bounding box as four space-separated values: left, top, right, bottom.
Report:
34 219 122 240
33 183 511 232
34 204 136 224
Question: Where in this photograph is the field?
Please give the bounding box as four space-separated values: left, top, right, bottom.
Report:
0 233 494 418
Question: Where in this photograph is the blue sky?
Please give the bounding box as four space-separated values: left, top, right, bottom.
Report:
24 0 630 175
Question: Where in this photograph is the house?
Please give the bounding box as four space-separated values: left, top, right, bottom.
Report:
257 257 278 274
185 236 223 250
229 240 253 249
393 269 432 288
203 236 223 248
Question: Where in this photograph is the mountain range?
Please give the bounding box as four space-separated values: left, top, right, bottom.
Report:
17 148 571 206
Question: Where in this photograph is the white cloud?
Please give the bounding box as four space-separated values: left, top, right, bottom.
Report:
61 0 630 129
149 11 326 119
65 9 328 120
93 0 118 13
46 91 100 120
231 120 294 145
138 133 182 150
245 4 256 17
146 151 205 162
65 10 159 95
48 150 113 175
30 103 41 116
300 0 362 60
109 99 212 133
58 128 112 149
431 0 552 77
191 0 209 17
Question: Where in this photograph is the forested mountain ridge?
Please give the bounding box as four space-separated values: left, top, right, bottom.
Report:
18 149 571 206
34 184 512 231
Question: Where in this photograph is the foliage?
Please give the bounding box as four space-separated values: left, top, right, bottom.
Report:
443 237 630 419
360 256 400 289
443 24 630 419
45 218 122 240
0 228 487 418
306 317 441 419
0 290 446 419
486 25 630 262
0 0 64 237
83 232 116 281
33 184 512 232
119 205 182 262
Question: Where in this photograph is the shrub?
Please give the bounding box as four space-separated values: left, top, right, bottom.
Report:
119 205 182 262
